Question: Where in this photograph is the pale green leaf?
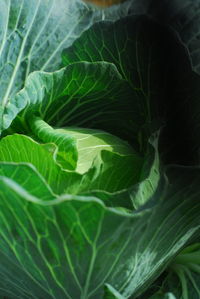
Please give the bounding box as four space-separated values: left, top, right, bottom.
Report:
55 126 135 174
0 134 143 202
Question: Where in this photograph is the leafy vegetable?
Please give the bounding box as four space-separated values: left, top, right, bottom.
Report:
0 163 200 298
0 0 131 128
0 132 143 198
0 0 91 112
0 0 200 298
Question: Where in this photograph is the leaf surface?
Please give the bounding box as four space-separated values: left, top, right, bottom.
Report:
0 0 96 113
0 134 143 201
62 14 188 140
0 164 200 298
2 15 187 153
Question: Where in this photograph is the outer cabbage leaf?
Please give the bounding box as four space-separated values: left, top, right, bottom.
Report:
0 134 81 195
1 61 145 150
0 162 55 200
61 14 193 164
62 15 189 144
2 15 189 153
0 164 200 298
0 0 134 129
0 0 97 120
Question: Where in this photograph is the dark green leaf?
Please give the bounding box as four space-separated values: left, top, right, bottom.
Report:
0 164 200 298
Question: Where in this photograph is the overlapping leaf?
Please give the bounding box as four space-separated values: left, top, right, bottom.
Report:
0 164 200 298
0 0 96 119
1 15 188 154
0 134 143 203
1 61 144 148
0 1 200 298
53 126 135 174
0 162 55 200
62 14 188 132
0 0 134 131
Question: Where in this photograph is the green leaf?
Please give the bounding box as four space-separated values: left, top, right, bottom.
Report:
2 60 147 152
0 164 200 298
0 134 143 203
74 135 160 209
0 0 144 134
2 15 186 153
53 126 135 174
62 15 186 129
62 15 170 90
29 115 137 173
61 14 194 162
0 0 99 117
130 132 160 208
0 0 135 132
30 116 78 170
0 162 55 200
76 131 161 209
0 133 81 195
